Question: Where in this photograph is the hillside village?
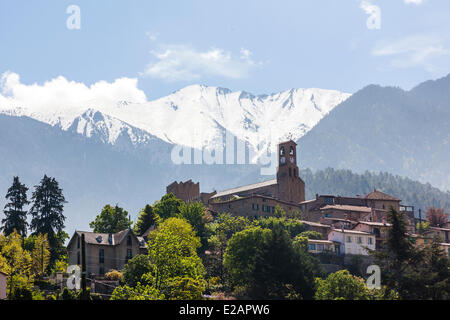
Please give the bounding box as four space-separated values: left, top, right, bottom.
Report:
60 140 449 298
1 140 449 300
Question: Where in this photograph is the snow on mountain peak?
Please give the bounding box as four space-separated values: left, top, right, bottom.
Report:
0 73 351 151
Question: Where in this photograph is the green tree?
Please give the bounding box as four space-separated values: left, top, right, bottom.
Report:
147 218 205 291
31 233 50 276
153 193 183 220
52 255 68 274
110 282 164 300
29 175 66 264
89 204 132 233
205 213 253 283
298 230 322 240
370 207 425 299
122 254 153 287
416 236 450 299
224 222 319 299
0 230 33 298
1 176 30 237
52 230 69 263
274 205 285 218
179 201 208 245
256 216 307 238
166 276 206 300
314 270 370 300
133 204 157 235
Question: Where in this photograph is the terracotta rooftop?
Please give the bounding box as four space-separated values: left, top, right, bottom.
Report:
331 229 373 235
211 179 277 199
298 220 331 228
365 189 400 201
322 204 372 213
357 221 392 227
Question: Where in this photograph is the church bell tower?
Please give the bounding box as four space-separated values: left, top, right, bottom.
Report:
276 140 305 203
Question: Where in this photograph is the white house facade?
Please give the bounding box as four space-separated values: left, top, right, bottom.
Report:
328 229 375 256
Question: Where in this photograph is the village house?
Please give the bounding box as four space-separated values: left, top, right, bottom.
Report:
0 271 7 300
408 233 450 257
301 190 416 234
353 221 392 249
423 226 450 243
67 229 147 277
319 217 357 230
298 220 331 239
307 239 337 254
328 229 376 256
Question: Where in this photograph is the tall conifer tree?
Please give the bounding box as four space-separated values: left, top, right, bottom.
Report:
1 176 30 237
29 175 66 262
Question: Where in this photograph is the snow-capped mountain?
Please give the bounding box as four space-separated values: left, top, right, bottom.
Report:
0 84 351 151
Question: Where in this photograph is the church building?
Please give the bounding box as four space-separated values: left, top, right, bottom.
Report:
207 140 305 217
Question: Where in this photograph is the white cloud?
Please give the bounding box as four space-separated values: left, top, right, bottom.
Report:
404 0 424 5
142 43 261 82
0 72 147 112
372 35 450 72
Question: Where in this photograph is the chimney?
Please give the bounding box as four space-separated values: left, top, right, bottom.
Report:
108 234 113 245
315 193 319 200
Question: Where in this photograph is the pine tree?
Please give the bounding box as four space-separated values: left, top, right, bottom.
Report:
1 176 30 237
133 204 157 235
370 207 423 299
29 175 66 262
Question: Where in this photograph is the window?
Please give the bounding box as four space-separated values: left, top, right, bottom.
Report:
99 249 104 263
324 213 331 218
368 237 373 245
294 169 297 177
126 249 132 263
77 237 80 249
374 228 381 238
127 235 132 246
317 244 324 251
308 244 316 251
289 146 294 155
99 266 105 276
358 237 362 244
289 168 292 177
77 252 80 265
280 147 285 155
346 236 352 243
252 203 259 211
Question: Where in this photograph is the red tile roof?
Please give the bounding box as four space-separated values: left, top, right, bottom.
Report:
365 189 400 201
322 204 372 213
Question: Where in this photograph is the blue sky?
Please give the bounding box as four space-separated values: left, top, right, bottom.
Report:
1 0 450 99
